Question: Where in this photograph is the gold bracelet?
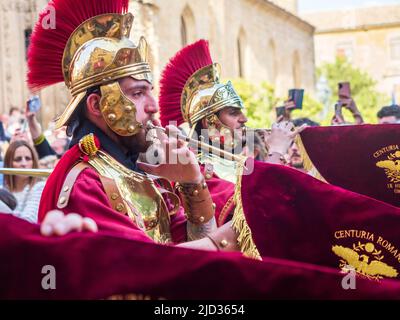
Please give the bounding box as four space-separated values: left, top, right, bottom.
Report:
176 178 215 225
175 178 208 197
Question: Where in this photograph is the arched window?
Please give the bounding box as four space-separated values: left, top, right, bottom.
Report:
180 5 196 47
237 28 246 78
292 50 301 87
24 29 32 60
180 16 187 47
267 39 277 85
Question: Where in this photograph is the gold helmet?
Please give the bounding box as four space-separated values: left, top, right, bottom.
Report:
181 63 243 127
159 40 246 182
159 40 243 129
28 0 151 136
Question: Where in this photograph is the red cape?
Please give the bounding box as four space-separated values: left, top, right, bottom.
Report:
38 143 82 223
1 214 400 299
298 124 400 207
236 160 400 282
38 138 187 243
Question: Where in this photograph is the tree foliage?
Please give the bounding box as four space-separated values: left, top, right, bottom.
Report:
229 79 323 128
228 57 390 127
229 79 278 128
317 57 390 124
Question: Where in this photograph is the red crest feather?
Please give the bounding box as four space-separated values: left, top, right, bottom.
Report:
27 0 129 91
158 40 213 127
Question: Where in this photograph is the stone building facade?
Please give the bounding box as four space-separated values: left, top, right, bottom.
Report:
269 0 298 14
303 4 400 98
0 0 315 127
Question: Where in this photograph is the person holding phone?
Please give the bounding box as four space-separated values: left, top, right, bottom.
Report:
25 96 57 159
275 89 304 122
332 82 364 125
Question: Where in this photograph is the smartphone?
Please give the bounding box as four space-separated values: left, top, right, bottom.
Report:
288 89 304 110
276 106 286 118
338 82 351 99
20 119 28 133
27 95 41 113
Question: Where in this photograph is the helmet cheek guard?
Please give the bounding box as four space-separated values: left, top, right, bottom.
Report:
100 82 142 136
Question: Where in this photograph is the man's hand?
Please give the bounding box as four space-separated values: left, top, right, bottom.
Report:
343 98 364 125
138 125 202 184
331 114 346 126
265 117 306 155
40 210 98 236
282 100 296 121
332 99 364 125
284 99 296 110
25 100 42 140
10 128 29 144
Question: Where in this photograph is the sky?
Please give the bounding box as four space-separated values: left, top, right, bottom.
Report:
299 0 400 13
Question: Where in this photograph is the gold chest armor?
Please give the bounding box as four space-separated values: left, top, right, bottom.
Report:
197 152 238 184
88 150 173 244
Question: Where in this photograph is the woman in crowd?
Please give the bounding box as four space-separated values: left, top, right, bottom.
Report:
3 140 45 223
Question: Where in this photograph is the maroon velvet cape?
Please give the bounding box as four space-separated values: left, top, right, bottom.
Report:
1 214 400 300
38 137 187 243
239 160 400 283
9 136 396 298
299 124 400 207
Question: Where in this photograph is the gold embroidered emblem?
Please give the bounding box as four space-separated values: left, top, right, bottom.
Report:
374 146 400 194
332 241 398 281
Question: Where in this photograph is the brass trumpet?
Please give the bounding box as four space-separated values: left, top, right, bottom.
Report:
0 168 52 177
0 122 252 178
146 121 244 162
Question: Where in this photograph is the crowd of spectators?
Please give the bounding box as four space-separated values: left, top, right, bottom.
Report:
0 96 399 224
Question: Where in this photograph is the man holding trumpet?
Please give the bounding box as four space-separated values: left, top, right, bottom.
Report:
28 0 250 252
158 39 305 225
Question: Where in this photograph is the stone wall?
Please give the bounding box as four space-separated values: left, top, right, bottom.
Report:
303 5 400 97
0 0 315 127
0 0 70 126
136 0 315 96
269 0 298 14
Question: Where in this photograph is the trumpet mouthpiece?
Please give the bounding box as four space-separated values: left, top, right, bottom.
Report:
146 120 156 129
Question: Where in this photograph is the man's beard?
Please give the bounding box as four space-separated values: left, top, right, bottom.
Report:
290 154 304 169
221 127 246 152
119 127 151 154
291 161 304 169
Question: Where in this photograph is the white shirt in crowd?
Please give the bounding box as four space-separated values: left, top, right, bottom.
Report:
13 180 46 223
